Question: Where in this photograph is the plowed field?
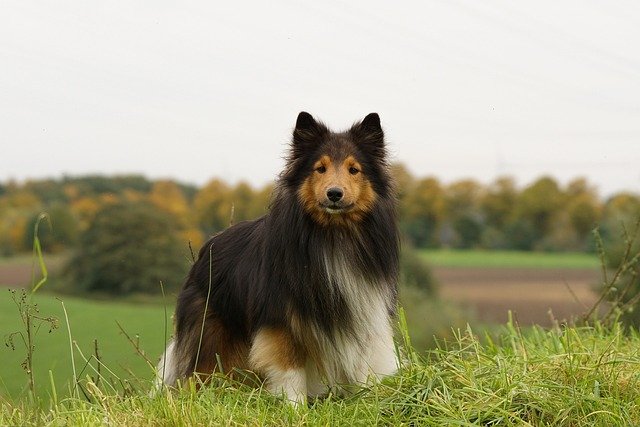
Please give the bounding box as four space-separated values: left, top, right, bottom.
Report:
434 267 601 325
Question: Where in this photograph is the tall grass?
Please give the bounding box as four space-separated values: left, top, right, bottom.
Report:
4 214 58 399
2 320 639 426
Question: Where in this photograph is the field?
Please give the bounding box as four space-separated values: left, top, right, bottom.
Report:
0 253 68 288
419 249 600 269
0 249 605 401
1 250 639 425
418 249 602 326
0 292 171 400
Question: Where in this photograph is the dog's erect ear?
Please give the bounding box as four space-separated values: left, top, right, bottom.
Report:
292 111 326 149
295 111 317 132
352 113 384 151
360 113 382 134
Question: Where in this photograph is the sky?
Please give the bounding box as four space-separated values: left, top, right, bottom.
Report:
1 1 639 197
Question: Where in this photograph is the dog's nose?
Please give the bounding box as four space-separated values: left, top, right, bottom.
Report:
326 188 343 203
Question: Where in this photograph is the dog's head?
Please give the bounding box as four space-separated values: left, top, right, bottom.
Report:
282 112 391 226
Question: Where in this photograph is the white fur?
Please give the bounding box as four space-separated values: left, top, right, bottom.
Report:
265 366 307 405
298 250 397 395
155 340 178 389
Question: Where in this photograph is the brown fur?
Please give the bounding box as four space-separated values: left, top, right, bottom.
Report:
249 328 305 374
297 155 377 226
192 317 250 377
173 295 250 385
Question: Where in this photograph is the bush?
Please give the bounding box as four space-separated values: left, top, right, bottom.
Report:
24 204 79 253
399 286 468 352
66 200 189 295
399 247 436 295
598 216 640 325
452 214 482 249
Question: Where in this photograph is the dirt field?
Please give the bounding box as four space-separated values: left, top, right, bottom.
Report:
0 255 67 288
434 267 602 325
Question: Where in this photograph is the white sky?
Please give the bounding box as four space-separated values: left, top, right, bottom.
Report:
1 1 639 197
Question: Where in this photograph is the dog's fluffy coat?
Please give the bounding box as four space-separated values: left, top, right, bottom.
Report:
157 112 400 403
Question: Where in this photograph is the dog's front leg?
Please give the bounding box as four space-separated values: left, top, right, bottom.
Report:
249 328 307 405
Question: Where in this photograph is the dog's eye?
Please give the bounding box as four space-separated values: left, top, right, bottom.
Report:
316 165 326 174
348 167 359 175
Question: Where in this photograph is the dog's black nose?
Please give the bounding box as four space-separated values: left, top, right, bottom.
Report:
327 188 343 203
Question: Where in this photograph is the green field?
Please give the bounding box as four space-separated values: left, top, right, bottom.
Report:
0 291 172 400
420 249 600 269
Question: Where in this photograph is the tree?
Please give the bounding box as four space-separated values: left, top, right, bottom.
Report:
399 246 436 295
599 193 640 265
445 179 483 248
249 184 274 219
149 180 203 250
453 215 483 249
193 179 233 234
390 162 416 204
149 180 190 220
479 177 518 249
67 201 189 294
597 193 640 325
24 204 79 253
512 176 564 249
564 178 601 250
230 182 258 224
402 177 446 247
0 188 42 254
481 177 517 229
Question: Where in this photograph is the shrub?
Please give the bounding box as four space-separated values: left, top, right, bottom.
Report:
23 204 79 253
400 247 436 295
597 216 640 325
66 200 189 295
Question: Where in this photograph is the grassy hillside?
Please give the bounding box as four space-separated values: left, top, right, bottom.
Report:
0 290 460 400
420 249 600 269
2 320 639 426
0 291 172 400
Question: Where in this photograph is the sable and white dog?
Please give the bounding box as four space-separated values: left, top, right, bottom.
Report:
157 112 399 404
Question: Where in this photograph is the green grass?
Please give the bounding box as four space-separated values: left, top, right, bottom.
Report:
0 291 173 401
0 289 456 401
420 249 600 269
2 321 639 426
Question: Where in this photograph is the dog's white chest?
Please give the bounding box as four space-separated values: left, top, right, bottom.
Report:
307 252 396 387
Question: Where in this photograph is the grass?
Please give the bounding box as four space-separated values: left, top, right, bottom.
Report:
420 249 600 269
2 320 639 426
0 291 172 401
1 245 635 425
0 288 457 401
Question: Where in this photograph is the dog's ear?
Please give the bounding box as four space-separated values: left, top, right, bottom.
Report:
293 112 325 148
295 112 317 132
360 113 382 134
352 113 385 151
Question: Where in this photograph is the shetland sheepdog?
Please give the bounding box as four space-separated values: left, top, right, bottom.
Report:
157 112 400 404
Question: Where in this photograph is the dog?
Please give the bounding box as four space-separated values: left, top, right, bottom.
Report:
157 112 400 404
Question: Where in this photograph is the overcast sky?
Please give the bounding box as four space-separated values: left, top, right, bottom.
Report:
1 1 639 197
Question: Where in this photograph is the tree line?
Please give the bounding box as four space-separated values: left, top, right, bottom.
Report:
1 167 638 258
